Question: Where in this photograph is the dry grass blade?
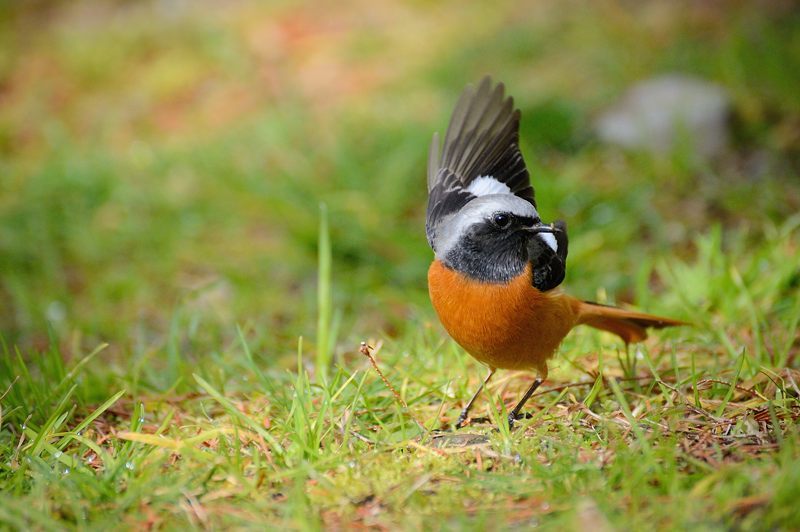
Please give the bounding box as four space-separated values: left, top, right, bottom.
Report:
359 341 425 431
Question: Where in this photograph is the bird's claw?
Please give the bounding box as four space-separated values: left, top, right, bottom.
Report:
507 412 518 429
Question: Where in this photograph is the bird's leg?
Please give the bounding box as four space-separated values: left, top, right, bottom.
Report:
455 367 495 429
507 377 543 428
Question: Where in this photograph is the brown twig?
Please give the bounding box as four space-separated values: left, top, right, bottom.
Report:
359 341 425 431
519 373 680 400
359 341 405 408
695 378 765 400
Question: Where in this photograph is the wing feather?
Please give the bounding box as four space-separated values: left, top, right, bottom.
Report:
426 77 536 250
427 132 440 192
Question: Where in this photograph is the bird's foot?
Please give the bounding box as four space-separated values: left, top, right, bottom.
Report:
507 412 518 429
507 411 532 429
454 410 469 430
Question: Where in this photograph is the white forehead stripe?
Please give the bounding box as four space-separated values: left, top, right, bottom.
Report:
467 176 512 197
432 194 540 258
539 232 557 251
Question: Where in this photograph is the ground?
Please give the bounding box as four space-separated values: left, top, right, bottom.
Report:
1 0 799 529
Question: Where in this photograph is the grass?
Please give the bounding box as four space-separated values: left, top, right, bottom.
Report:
1 0 800 529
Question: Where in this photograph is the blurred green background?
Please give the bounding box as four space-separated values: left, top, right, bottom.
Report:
1 0 798 368
2 2 800 528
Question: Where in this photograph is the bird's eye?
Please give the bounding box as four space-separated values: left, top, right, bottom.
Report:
492 213 512 229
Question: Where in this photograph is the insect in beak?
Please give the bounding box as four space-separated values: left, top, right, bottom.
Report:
525 223 560 235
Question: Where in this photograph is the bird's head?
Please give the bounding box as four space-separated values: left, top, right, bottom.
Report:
433 194 558 283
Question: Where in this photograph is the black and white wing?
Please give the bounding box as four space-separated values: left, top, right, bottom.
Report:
426 76 534 250
425 76 569 292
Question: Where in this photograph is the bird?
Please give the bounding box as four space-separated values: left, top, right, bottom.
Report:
425 77 685 429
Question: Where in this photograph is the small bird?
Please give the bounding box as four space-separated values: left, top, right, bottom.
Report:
426 77 685 428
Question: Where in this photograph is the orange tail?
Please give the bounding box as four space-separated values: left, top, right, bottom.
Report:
576 301 686 344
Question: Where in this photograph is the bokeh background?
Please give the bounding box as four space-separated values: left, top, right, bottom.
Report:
3 2 800 528
2 0 799 369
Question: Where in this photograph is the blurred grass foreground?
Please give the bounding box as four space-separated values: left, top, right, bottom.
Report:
1 1 800 529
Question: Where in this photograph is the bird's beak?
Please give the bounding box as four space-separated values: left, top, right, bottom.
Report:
525 223 559 235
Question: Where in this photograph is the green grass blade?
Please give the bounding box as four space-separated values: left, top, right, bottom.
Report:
316 202 333 382
56 389 126 451
715 349 747 417
608 377 654 462
194 374 284 457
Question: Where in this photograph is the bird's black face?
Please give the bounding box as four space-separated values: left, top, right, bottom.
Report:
443 211 544 283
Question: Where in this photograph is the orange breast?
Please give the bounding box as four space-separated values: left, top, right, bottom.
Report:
428 259 579 374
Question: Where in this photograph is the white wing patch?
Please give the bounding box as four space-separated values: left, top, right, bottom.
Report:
539 232 558 251
466 176 512 197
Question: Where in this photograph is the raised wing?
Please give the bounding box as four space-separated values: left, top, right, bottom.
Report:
426 77 534 250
